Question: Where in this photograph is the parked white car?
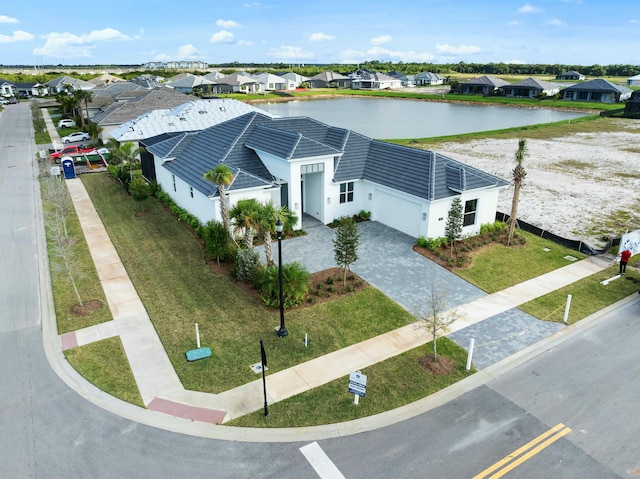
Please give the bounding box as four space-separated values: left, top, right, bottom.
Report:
58 119 76 128
61 132 91 144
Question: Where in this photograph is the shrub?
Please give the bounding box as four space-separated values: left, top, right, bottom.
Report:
257 262 311 308
200 220 234 263
234 248 261 283
358 210 371 221
326 276 334 285
418 236 447 251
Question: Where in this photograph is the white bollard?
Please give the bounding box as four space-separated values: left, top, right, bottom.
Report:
563 294 572 324
195 323 201 348
304 333 308 347
466 338 475 371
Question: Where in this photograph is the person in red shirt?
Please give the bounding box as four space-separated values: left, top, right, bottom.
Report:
619 248 632 275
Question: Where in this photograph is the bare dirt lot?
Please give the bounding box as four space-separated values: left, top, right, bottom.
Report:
435 118 640 249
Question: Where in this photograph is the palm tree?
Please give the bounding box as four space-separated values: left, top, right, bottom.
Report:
72 89 94 130
257 201 288 266
85 121 103 143
507 139 528 246
203 164 234 233
230 198 260 249
55 92 75 118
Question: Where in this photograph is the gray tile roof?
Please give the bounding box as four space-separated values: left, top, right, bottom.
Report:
95 87 190 126
507 77 559 90
563 78 631 94
463 75 510 87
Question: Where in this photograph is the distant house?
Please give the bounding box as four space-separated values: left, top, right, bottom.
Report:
556 71 585 81
624 90 640 118
88 74 125 87
204 71 226 82
499 77 561 98
307 71 351 89
144 60 208 71
414 72 445 86
45 76 96 94
388 71 415 87
626 74 640 87
14 82 48 98
129 74 165 89
460 76 510 95
250 72 295 91
210 73 264 94
279 72 309 88
165 74 214 94
145 112 508 239
559 79 632 103
350 71 402 90
0 78 15 97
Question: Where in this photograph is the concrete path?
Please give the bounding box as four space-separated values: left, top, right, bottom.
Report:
57 176 611 423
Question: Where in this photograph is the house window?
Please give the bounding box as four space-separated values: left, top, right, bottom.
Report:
172 174 176 192
463 199 478 227
340 182 354 203
189 186 194 198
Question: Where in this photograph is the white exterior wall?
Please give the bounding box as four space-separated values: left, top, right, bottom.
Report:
325 179 368 221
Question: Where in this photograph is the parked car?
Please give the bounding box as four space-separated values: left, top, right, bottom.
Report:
6 97 18 104
0 98 7 106
61 132 91 144
58 119 76 128
50 144 96 162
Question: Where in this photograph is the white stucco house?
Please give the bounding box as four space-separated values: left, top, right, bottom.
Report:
145 112 508 239
626 74 640 87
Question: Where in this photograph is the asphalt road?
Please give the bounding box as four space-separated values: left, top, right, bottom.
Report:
1 101 637 478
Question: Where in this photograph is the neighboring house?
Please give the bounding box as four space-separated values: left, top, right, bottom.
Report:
204 71 226 82
166 74 214 94
350 71 402 90
129 74 165 89
279 72 309 88
556 70 585 81
14 82 49 98
626 74 640 87
250 72 295 91
499 77 561 98
388 72 416 87
460 76 510 95
165 60 208 70
94 87 190 141
146 112 508 239
307 71 351 89
110 98 274 175
210 73 264 94
88 73 125 86
86 82 148 120
45 76 96 94
0 78 15 97
414 72 445 86
559 78 632 103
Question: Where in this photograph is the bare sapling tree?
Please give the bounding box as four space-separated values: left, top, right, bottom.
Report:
413 280 458 360
507 139 528 246
42 173 73 239
47 216 85 307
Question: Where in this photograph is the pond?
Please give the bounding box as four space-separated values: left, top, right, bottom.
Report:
255 97 587 139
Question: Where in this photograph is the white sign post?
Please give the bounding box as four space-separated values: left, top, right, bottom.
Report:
348 371 367 405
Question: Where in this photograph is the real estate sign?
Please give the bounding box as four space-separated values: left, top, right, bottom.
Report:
348 371 367 397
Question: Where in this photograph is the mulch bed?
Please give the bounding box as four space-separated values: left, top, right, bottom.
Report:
71 300 103 316
418 354 454 375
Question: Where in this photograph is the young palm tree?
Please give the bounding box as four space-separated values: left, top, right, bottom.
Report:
507 139 528 246
72 89 92 130
203 164 234 234
230 198 261 249
258 201 288 266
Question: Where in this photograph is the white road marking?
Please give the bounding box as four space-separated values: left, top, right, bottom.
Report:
300 441 346 479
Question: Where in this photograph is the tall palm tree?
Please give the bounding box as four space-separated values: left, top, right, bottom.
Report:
203 164 234 233
258 201 288 266
72 89 94 130
230 198 261 249
507 139 527 246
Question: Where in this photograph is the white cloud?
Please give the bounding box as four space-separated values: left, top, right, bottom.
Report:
0 30 33 43
370 35 391 45
630 19 639 24
216 19 239 29
366 46 435 62
518 4 543 13
508 20 522 26
237 40 253 46
0 15 18 23
545 18 567 27
209 30 234 43
176 44 202 59
267 45 314 59
31 28 133 58
337 49 365 63
310 32 335 42
436 43 481 55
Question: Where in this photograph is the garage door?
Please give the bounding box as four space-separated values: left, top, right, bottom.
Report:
374 189 422 237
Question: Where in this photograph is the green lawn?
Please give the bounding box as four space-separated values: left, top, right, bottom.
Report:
81 173 415 393
456 231 586 293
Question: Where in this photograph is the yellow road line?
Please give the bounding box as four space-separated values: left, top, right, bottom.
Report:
473 423 572 479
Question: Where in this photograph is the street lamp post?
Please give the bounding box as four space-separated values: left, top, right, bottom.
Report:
276 219 288 337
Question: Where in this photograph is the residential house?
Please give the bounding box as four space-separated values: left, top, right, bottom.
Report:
45 76 96 94
165 60 208 70
556 71 585 81
499 77 561 98
204 71 226 82
146 112 508 239
350 70 402 90
210 73 264 94
559 78 632 103
0 78 15 97
166 74 214 94
460 76 510 95
626 74 640 87
388 72 416 87
250 72 295 91
88 73 125 87
414 72 445 86
93 87 190 141
129 74 164 89
110 98 274 179
14 82 48 98
307 71 351 89
86 82 147 120
279 72 309 88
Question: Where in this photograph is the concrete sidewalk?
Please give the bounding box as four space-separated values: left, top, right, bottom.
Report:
56 175 612 425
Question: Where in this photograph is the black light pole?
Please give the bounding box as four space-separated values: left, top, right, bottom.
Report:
276 219 288 337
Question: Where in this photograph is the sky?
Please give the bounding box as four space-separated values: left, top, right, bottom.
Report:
1 0 639 67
